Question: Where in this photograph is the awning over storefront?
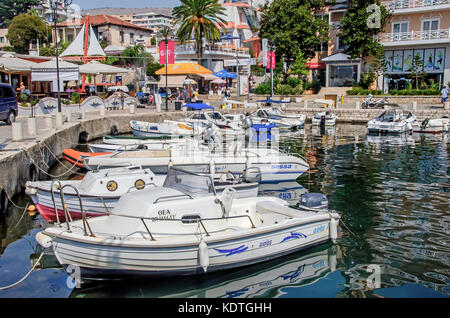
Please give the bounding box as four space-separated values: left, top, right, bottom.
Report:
198 73 220 81
155 63 213 76
0 56 38 72
157 75 187 88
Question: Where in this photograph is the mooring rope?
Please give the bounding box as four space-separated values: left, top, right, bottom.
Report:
0 185 27 210
6 204 29 234
21 148 82 179
0 251 44 291
40 142 85 176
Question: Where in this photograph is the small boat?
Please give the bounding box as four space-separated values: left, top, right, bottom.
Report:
264 107 306 128
35 168 339 280
130 120 202 137
367 109 417 134
250 108 304 131
88 138 202 153
81 147 310 184
258 181 309 204
63 149 111 168
412 117 449 134
25 167 260 223
311 111 338 126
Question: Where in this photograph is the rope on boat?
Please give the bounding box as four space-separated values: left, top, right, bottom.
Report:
338 218 357 237
0 252 44 290
21 148 82 179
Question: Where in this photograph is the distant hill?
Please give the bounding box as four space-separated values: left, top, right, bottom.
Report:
80 7 173 17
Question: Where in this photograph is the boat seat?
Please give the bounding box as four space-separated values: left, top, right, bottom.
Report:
256 201 312 218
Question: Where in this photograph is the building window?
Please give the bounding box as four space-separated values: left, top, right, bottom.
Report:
0 37 4 43
120 31 124 43
130 33 134 45
336 37 348 51
392 22 409 41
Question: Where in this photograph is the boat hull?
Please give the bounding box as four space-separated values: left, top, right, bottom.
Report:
48 218 334 280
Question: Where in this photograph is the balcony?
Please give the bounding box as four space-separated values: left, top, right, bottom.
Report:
175 44 251 59
376 29 450 46
383 0 450 13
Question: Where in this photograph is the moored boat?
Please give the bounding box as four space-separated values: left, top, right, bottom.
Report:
35 168 339 281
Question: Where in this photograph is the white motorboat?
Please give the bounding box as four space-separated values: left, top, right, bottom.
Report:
81 147 310 184
88 138 202 153
258 181 309 204
184 111 245 137
367 109 418 134
130 120 203 137
250 108 304 131
36 168 339 280
263 107 306 128
412 117 449 134
311 111 338 126
25 167 260 223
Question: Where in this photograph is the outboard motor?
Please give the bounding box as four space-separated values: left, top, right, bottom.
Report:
243 167 261 183
298 193 328 212
241 116 253 129
136 144 148 150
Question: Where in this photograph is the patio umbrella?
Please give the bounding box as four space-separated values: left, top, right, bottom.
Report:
211 78 226 84
184 79 197 85
213 69 237 79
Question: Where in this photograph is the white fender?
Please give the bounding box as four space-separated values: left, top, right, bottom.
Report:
199 239 209 272
36 231 52 248
209 159 215 174
330 216 338 243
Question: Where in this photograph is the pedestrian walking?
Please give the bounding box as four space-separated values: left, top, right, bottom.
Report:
441 86 448 105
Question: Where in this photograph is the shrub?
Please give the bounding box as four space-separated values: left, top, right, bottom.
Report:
286 76 301 88
292 84 304 95
71 92 80 104
275 84 293 95
255 82 271 95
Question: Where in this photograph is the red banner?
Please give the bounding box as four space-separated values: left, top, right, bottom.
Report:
266 51 275 69
159 41 175 65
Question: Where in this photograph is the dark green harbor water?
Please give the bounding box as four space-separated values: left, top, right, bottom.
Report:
0 124 448 298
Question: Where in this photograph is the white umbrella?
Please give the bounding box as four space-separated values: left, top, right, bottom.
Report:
211 78 226 84
79 61 129 74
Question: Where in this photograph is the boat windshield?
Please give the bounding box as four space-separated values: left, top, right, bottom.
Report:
209 112 226 121
270 107 282 115
377 111 395 122
163 168 215 197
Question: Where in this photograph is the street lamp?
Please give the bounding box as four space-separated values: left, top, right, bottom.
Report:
47 0 72 113
221 35 241 99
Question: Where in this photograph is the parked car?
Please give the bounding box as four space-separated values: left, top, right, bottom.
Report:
0 84 18 125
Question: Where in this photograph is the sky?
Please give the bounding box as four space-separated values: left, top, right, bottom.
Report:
72 0 181 10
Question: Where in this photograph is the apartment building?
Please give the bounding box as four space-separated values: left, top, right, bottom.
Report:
56 15 154 49
132 12 172 33
0 29 10 49
376 0 450 91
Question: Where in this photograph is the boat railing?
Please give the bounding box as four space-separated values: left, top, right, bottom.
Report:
50 180 94 235
153 194 193 204
126 182 158 193
81 212 256 238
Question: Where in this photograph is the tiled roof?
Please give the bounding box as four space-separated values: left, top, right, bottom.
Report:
57 14 153 32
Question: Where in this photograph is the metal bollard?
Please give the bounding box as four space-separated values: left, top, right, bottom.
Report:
45 115 53 129
12 122 24 142
445 102 449 110
27 117 37 137
55 112 64 129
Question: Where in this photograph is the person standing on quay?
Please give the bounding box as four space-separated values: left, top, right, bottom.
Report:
441 86 448 106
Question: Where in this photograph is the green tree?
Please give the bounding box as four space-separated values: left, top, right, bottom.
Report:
121 44 153 67
259 0 329 61
7 14 48 54
0 0 41 27
147 61 163 79
173 0 227 62
289 51 309 78
339 0 391 67
409 54 427 90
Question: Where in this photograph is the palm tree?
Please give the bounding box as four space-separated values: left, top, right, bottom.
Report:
173 0 227 64
121 44 153 67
